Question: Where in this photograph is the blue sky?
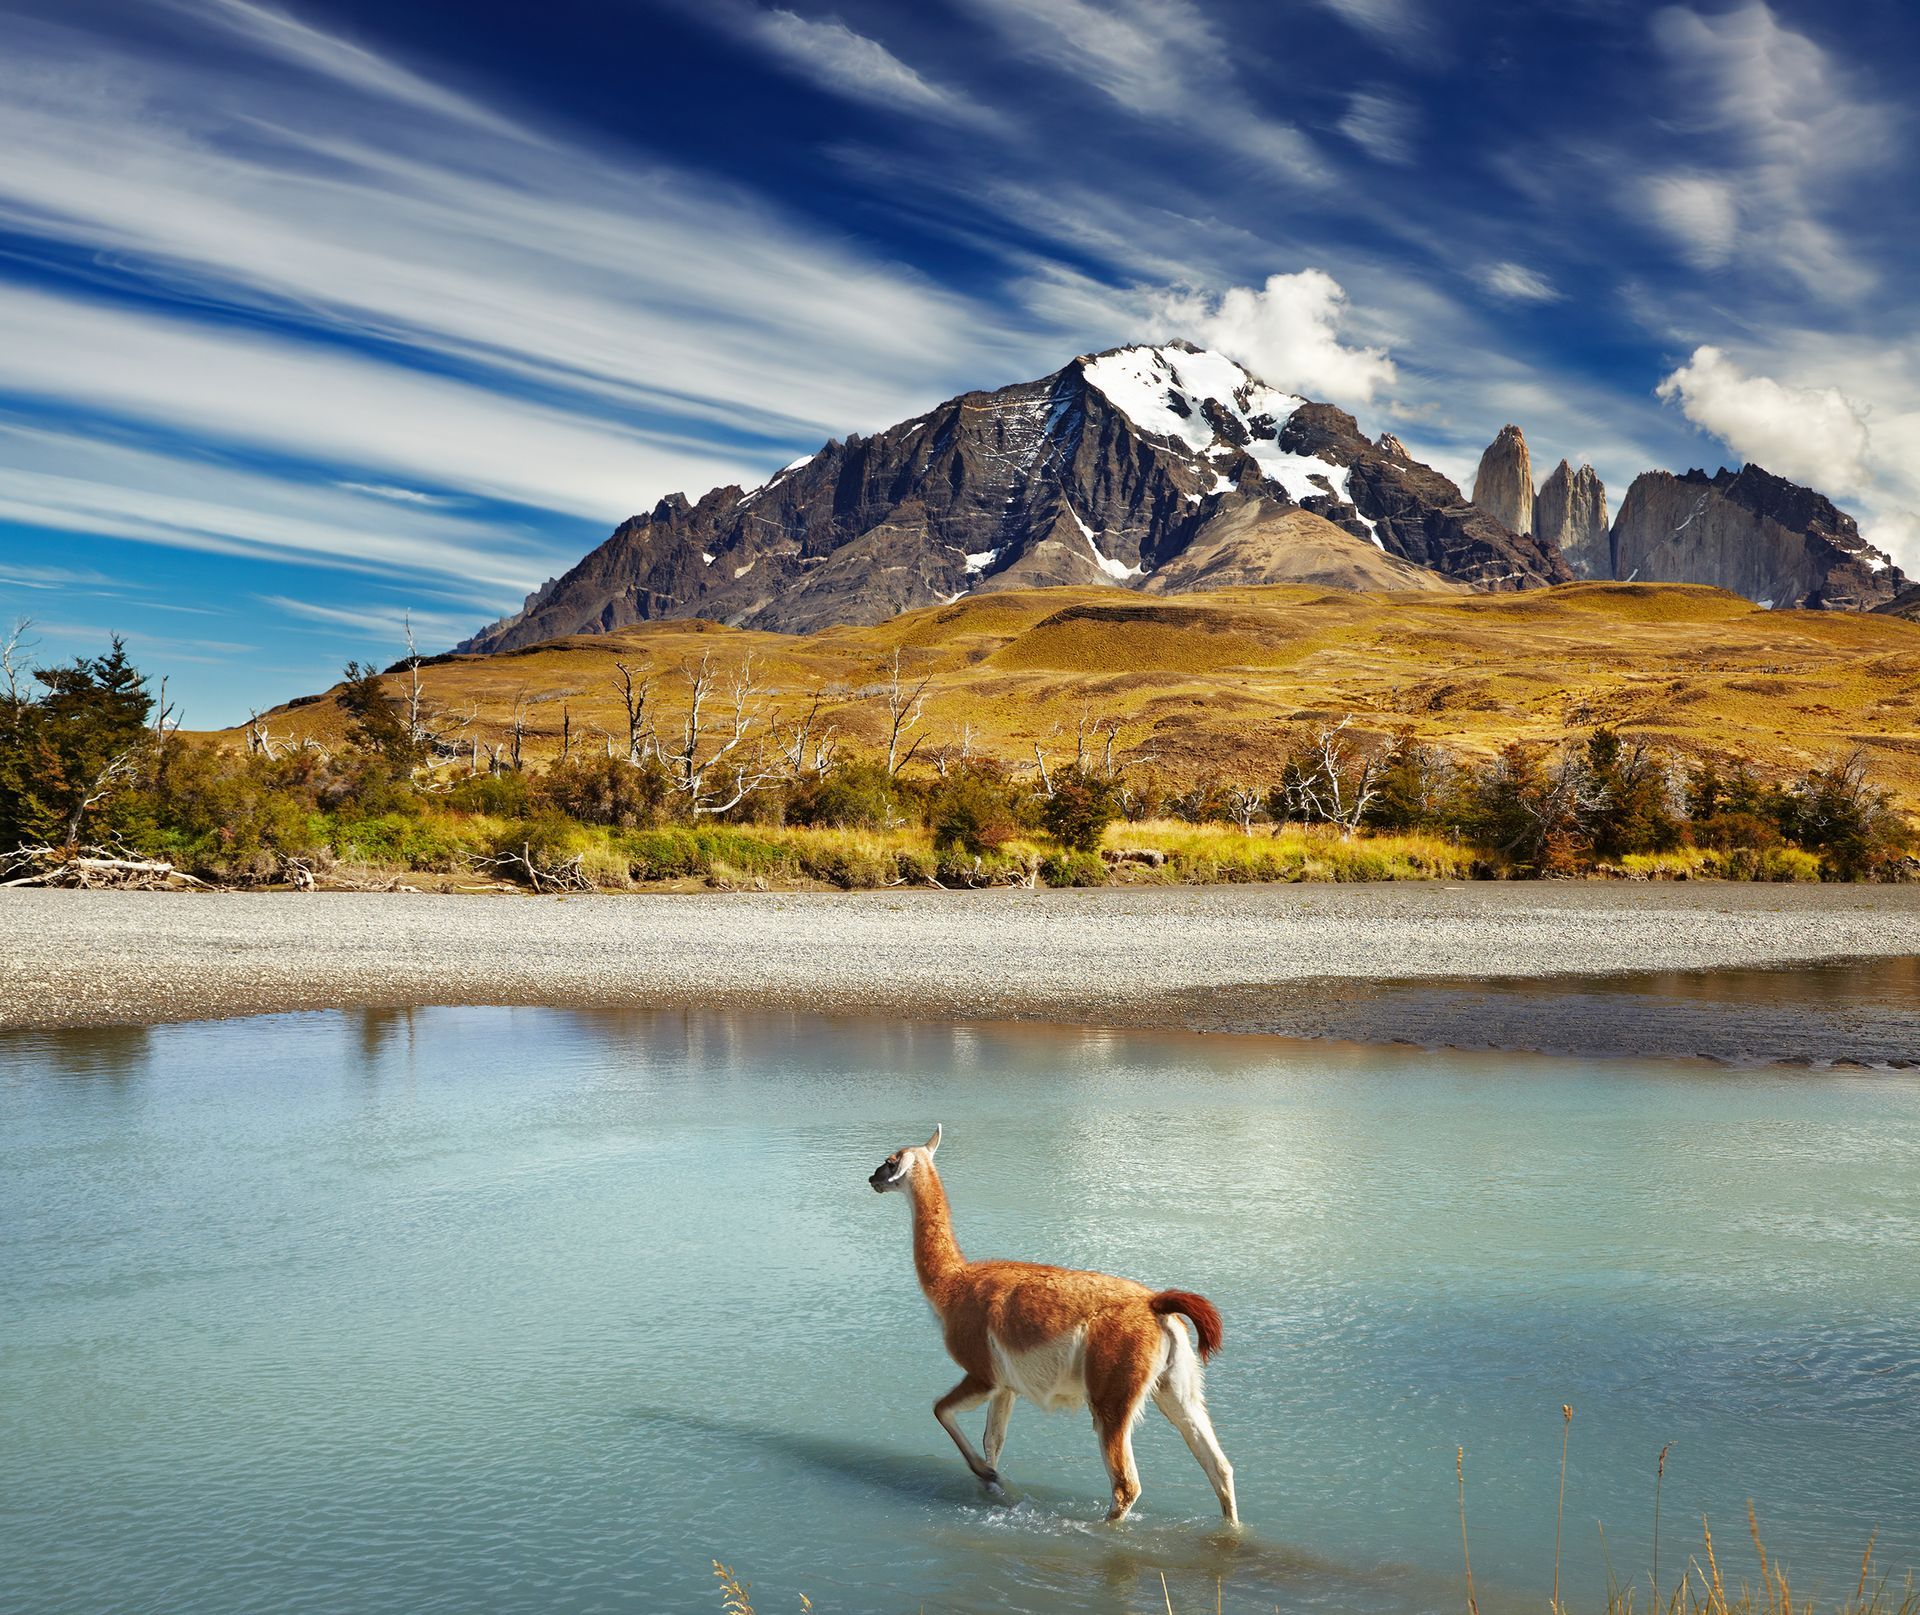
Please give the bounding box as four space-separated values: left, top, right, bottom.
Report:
1 0 1916 726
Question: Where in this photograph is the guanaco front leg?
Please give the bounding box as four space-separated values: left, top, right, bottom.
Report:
934 1374 999 1485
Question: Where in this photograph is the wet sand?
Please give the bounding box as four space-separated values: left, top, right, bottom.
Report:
6 883 1919 1065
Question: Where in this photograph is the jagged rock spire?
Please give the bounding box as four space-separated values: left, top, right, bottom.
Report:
1471 424 1534 537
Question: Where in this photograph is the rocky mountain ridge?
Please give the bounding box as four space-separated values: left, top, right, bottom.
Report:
460 342 1567 654
1467 423 1903 612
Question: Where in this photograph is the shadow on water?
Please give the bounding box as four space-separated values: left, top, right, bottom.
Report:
626 1406 1432 1612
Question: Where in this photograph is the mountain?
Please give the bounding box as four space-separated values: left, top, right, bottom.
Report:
1875 582 1920 621
459 342 1567 654
1605 465 1905 610
1535 460 1610 574
1470 424 1534 537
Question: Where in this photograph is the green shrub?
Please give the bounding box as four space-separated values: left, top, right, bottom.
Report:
1039 850 1107 887
1042 777 1119 853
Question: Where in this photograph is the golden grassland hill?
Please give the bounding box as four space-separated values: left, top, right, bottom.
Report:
241 582 1920 807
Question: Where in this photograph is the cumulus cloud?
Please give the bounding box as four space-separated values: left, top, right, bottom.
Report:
1473 262 1561 303
1158 270 1398 408
1656 345 1869 495
1336 88 1415 165
745 10 998 127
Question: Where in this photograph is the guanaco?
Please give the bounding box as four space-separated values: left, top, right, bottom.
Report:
869 1125 1238 1524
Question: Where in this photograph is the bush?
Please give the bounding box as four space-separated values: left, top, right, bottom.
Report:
1039 849 1107 887
927 764 1019 855
1042 776 1119 852
532 754 672 828
786 760 901 830
447 770 532 817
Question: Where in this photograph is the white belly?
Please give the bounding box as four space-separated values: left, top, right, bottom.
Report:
989 1326 1088 1411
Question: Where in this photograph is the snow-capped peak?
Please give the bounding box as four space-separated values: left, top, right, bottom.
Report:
1079 342 1358 515
1080 342 1301 457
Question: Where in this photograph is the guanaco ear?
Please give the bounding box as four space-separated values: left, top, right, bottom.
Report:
924 1123 942 1157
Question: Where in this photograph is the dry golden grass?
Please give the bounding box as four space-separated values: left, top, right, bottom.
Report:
232 582 1920 806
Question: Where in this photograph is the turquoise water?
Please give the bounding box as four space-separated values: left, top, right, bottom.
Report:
3 1008 1918 1615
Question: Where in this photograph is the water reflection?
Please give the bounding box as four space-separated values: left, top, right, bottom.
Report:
0 1022 152 1083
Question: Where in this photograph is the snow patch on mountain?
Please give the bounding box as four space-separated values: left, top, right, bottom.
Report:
1082 343 1361 528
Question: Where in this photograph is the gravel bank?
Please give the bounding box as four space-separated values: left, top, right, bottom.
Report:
6 884 1920 1063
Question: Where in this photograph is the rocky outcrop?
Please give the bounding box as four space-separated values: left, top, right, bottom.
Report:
1873 583 1920 621
1471 424 1534 538
1280 406 1572 590
460 343 1572 654
1536 460 1610 578
1606 465 1906 610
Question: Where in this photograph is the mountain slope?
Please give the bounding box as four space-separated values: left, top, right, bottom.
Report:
1607 466 1905 610
460 342 1567 653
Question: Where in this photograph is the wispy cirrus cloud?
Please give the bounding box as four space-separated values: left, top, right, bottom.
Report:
1473 262 1561 303
1636 3 1896 299
955 0 1325 182
1336 87 1417 166
0 423 566 594
739 7 1002 128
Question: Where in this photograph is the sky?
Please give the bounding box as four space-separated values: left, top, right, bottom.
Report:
1 0 1917 726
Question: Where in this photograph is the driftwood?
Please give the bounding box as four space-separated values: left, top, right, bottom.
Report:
0 845 208 890
468 844 594 893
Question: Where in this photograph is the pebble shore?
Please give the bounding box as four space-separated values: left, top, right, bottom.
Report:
6 884 1920 1063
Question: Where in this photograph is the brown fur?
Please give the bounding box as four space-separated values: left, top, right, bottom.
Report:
1148 1291 1223 1360
889 1148 1235 1522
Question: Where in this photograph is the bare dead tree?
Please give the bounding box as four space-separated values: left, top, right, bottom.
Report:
1 616 34 709
559 704 573 763
1031 741 1056 798
929 721 975 779
245 711 278 759
613 662 657 764
508 688 531 771
1226 785 1265 836
664 651 783 815
777 685 840 779
401 610 430 754
881 648 934 777
64 747 145 845
1292 717 1382 836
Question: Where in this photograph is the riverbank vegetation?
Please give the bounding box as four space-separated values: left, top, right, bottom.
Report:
2 620 1911 890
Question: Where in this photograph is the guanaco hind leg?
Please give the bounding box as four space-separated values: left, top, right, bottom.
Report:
983 1387 1015 1470
1152 1381 1238 1524
1152 1321 1239 1524
934 1374 999 1485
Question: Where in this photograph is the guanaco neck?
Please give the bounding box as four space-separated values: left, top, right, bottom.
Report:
907 1163 966 1297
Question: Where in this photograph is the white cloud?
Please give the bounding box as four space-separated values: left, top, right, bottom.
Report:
1656 341 1920 574
747 10 997 126
1656 345 1869 495
1473 262 1561 303
1312 0 1435 56
1157 270 1398 409
0 283 749 521
1639 172 1741 268
0 423 567 594
1641 4 1894 298
1336 88 1415 165
256 595 478 644
0 2 1028 480
957 0 1323 181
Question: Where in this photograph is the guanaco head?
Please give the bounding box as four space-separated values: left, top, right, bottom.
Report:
869 1124 941 1193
